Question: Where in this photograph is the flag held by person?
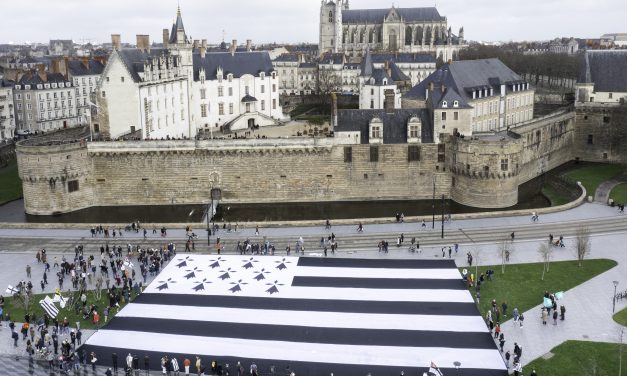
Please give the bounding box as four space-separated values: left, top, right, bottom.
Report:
40 296 59 318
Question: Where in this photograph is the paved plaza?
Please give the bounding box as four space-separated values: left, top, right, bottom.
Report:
0 202 625 375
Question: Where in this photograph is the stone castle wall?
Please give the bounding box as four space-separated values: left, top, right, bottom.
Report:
573 104 627 164
17 109 580 215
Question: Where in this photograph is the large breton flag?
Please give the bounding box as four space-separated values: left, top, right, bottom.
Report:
82 255 507 376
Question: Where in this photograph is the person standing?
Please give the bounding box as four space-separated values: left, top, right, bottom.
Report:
112 353 119 374
90 352 98 372
183 358 191 376
195 356 202 376
26 264 31 278
171 357 180 376
512 307 519 322
513 360 522 376
560 305 566 320
498 333 505 352
519 313 525 328
144 355 150 375
504 350 511 369
552 310 558 325
541 308 548 325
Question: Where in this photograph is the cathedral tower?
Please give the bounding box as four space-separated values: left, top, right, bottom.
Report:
319 0 343 55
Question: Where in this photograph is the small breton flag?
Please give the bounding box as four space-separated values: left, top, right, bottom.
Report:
53 291 67 309
429 362 444 376
5 285 19 295
40 296 59 318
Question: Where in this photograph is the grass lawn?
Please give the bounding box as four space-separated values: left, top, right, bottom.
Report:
542 185 570 206
525 340 626 376
563 164 625 197
2 288 136 330
614 306 627 327
0 159 22 205
609 183 627 204
460 259 617 319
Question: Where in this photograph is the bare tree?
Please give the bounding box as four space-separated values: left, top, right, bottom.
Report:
473 248 482 278
498 240 509 274
574 227 591 267
538 243 552 280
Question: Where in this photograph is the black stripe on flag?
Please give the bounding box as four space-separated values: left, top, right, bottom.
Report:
297 257 458 269
40 300 58 318
291 276 466 290
79 344 509 376
133 293 481 316
103 317 497 349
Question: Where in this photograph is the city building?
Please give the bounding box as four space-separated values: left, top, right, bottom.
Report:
0 80 15 140
67 58 106 125
576 50 627 104
191 40 283 132
600 33 627 48
319 0 466 61
13 68 80 134
404 59 534 137
358 50 410 110
49 40 74 56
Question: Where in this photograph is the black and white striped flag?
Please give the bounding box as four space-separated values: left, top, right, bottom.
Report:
39 296 59 318
82 255 506 376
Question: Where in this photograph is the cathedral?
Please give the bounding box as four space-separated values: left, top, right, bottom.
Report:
319 0 467 61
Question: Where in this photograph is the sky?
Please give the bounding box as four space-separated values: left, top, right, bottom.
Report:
0 0 623 45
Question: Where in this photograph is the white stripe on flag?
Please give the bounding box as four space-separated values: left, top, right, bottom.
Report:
39 298 59 318
117 303 488 333
87 330 507 370
295 266 461 279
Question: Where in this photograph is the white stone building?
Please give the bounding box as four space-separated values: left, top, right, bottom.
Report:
576 50 627 105
191 43 283 132
13 70 81 134
404 59 534 139
358 51 407 110
67 58 106 126
0 80 15 140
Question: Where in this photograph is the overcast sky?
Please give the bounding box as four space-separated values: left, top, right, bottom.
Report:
0 0 623 45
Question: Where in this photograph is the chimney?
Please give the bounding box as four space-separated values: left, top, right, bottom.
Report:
428 81 434 92
384 89 395 113
136 35 150 52
162 29 169 49
440 84 446 92
193 40 199 49
81 56 89 69
246 39 252 51
37 64 47 81
111 34 121 51
200 39 207 58
51 59 60 74
230 39 237 56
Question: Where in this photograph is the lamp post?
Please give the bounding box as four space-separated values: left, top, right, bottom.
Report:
613 280 619 313
453 361 461 376
206 202 211 247
441 194 445 239
432 176 436 229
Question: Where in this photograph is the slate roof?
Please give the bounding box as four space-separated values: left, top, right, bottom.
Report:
320 53 345 65
169 8 186 44
369 68 391 85
405 58 525 108
274 53 299 62
578 50 627 93
371 53 436 64
117 48 183 83
299 62 317 68
389 62 411 82
335 109 433 144
67 59 105 76
241 94 258 103
17 71 68 86
342 7 444 24
193 51 274 81
361 49 373 77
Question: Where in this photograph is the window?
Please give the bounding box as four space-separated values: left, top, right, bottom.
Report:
441 112 446 121
272 99 276 109
261 100 265 111
68 180 79 193
261 85 265 94
500 159 509 171
344 146 352 163
371 126 381 139
200 89 206 99
609 93 613 99
587 134 593 145
370 100 374 109
228 87 233 96
218 103 224 115
245 86 250 95
102 91 106 98
121 77 125 83
454 111 459 121
442 101 447 108
218 87 224 97
408 145 420 161
328 10 333 23
453 100 459 107
106 77 110 82
369 146 379 162
603 116 610 124
228 75 233 83
229 103 234 114
409 125 419 138
272 84 276 92
26 94 31 100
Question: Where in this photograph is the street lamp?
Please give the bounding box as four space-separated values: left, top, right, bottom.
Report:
613 280 619 313
441 194 445 239
432 176 436 229
453 361 461 376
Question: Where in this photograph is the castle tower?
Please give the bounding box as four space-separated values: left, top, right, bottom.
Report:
319 0 343 55
167 6 194 136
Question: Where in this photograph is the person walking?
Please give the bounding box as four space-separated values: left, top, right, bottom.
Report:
519 313 525 328
504 350 511 369
560 305 566 320
498 333 505 352
512 307 519 322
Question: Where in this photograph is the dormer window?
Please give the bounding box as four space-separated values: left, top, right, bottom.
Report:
371 126 381 139
37 84 43 89
382 79 387 85
227 74 233 82
442 101 448 108
260 72 265 79
271 72 276 79
44 84 50 89
370 78 375 85
25 85 31 90
453 100 459 108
